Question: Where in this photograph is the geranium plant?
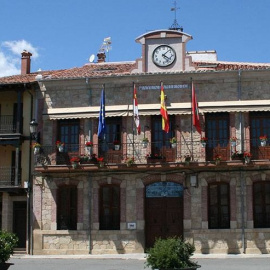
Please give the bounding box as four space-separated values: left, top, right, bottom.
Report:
142 137 149 142
85 141 93 147
215 154 222 161
243 152 252 158
230 137 237 142
200 137 208 142
97 157 104 162
259 135 268 141
32 142 41 148
170 137 177 144
184 155 191 161
113 140 120 145
70 157 80 163
125 156 135 165
56 141 64 147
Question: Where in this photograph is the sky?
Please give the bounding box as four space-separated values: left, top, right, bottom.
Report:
1 0 270 77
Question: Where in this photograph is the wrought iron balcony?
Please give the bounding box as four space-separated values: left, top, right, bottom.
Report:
0 166 21 187
0 115 17 134
33 139 270 168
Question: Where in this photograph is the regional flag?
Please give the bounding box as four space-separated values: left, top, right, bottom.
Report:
133 83 141 135
192 82 201 134
160 82 169 133
98 88 106 139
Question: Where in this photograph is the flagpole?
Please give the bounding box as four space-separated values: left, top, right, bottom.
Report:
132 82 135 159
190 78 194 161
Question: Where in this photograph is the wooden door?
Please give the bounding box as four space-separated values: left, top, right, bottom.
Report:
13 201 27 248
145 182 183 249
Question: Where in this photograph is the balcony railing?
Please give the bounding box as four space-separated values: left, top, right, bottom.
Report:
0 166 21 186
0 115 17 133
33 139 270 167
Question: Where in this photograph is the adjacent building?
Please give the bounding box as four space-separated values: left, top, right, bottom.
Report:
1 28 270 255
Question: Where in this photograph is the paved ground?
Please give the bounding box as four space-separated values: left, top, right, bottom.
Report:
4 253 270 270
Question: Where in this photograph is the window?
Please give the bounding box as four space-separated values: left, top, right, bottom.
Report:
58 119 80 152
57 186 77 230
205 113 229 160
208 182 230 229
99 185 120 230
253 181 270 228
151 115 175 156
105 117 122 146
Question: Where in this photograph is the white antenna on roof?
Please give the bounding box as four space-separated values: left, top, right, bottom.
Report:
99 37 112 61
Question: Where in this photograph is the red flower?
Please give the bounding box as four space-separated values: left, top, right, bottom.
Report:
113 140 120 145
85 141 93 147
243 152 252 157
70 157 80 163
56 141 64 147
97 157 104 162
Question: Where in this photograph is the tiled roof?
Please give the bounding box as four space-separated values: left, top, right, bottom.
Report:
1 60 270 85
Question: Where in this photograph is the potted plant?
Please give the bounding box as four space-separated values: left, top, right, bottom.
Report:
170 137 177 148
259 135 267 146
184 155 191 165
230 137 237 147
125 156 135 167
97 157 105 167
70 157 80 169
0 231 18 268
142 137 149 148
56 140 65 152
145 237 200 270
200 137 208 147
85 141 93 148
243 152 252 164
32 142 41 155
214 154 222 165
113 140 120 150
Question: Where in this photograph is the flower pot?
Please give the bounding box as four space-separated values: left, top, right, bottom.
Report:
142 141 148 148
34 147 40 155
86 146 92 155
71 162 79 169
245 157 251 164
231 141 236 147
58 145 64 152
114 145 120 151
99 162 105 168
215 160 220 165
261 140 267 146
171 143 177 149
201 142 206 147
185 160 190 166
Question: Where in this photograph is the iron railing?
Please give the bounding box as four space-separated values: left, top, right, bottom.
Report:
33 139 270 166
0 115 17 134
0 166 21 186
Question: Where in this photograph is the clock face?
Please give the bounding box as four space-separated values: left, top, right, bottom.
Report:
152 45 176 67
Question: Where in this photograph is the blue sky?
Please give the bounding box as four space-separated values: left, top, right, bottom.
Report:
1 0 270 77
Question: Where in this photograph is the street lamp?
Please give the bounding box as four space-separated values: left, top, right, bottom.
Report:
29 119 38 140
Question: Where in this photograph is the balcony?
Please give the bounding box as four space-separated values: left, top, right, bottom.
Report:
33 139 270 170
0 166 22 187
0 115 17 134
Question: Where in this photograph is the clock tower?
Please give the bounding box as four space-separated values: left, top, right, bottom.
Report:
132 29 194 73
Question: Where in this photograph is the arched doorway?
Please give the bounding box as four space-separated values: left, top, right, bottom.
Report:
145 181 184 249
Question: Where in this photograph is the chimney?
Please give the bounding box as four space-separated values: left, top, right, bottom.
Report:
21 50 32 75
97 52 106 63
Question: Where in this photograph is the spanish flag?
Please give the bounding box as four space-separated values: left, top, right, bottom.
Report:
192 82 201 134
160 82 169 133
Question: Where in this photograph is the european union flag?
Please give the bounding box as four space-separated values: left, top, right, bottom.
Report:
98 88 106 139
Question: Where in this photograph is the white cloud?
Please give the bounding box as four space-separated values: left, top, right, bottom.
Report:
3 40 39 59
0 40 39 77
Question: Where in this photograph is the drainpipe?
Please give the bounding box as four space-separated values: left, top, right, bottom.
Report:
240 170 246 253
88 176 92 254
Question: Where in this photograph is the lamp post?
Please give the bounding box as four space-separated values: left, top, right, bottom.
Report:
29 119 38 140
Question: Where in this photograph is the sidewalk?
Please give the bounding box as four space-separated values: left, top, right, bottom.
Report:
12 253 270 260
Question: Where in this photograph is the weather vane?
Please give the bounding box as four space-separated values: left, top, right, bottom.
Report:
169 0 183 31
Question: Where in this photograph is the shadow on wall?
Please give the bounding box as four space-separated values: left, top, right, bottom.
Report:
193 233 242 254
